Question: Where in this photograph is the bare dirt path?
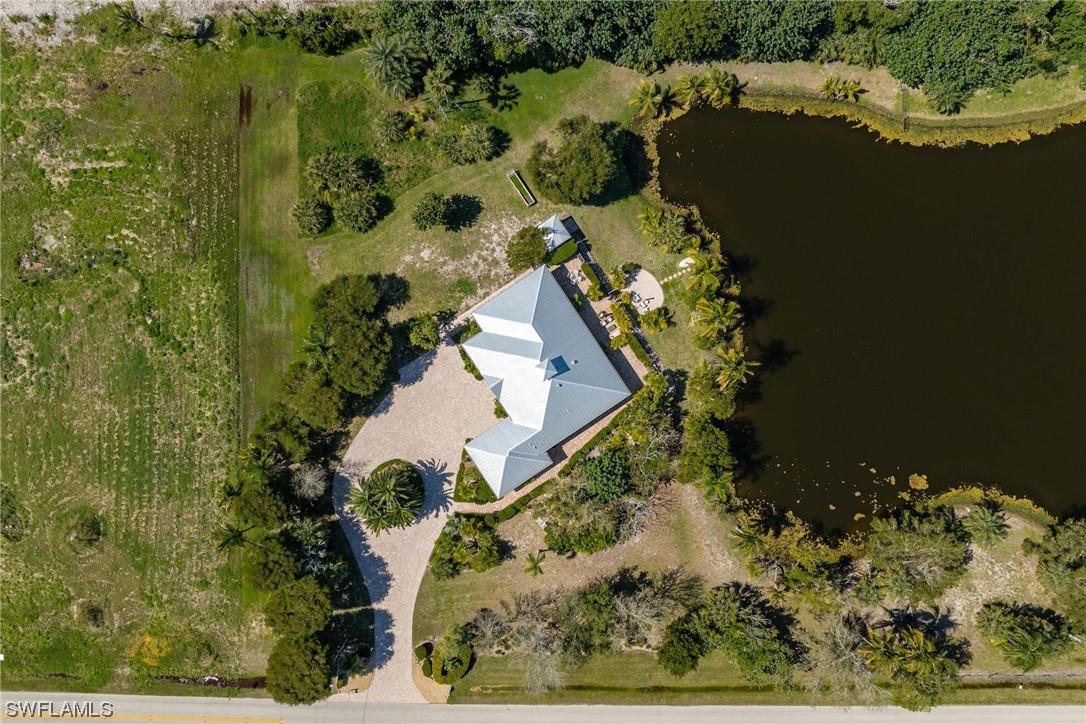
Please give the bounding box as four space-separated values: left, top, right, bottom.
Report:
332 343 494 703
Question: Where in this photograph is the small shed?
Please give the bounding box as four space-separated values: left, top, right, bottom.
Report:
537 214 576 251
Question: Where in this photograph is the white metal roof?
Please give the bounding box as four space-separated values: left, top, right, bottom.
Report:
463 267 630 497
538 214 572 251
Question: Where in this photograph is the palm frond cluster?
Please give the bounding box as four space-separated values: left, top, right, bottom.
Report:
348 459 424 534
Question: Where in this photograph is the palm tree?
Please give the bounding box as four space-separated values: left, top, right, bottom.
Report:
963 502 1009 547
714 346 760 389
363 35 424 100
423 65 457 112
525 550 545 577
732 527 765 557
701 68 740 109
685 253 723 296
638 207 664 237
820 76 842 100
838 78 862 102
629 79 674 119
692 298 740 339
674 74 708 107
348 461 424 534
216 523 256 553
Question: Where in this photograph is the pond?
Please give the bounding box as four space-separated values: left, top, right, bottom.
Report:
657 106 1086 531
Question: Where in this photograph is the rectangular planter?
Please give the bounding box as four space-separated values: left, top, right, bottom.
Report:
507 170 537 207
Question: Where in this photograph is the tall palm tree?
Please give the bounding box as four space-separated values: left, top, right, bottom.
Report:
363 35 424 100
701 68 740 109
693 298 740 339
629 79 674 119
674 74 708 107
525 550 545 577
685 253 723 296
714 346 760 389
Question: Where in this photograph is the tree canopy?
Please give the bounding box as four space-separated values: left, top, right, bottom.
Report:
526 115 618 205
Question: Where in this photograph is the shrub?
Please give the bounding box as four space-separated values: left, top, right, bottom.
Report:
1023 519 1086 629
283 362 351 431
506 226 548 271
264 577 332 639
348 460 424 534
408 314 441 350
66 507 104 551
432 122 499 165
333 191 382 232
430 515 501 579
421 658 433 677
453 449 498 504
289 7 356 56
291 463 328 501
414 642 432 661
459 347 483 380
373 110 410 144
627 334 653 367
243 536 300 592
545 240 578 265
494 399 508 418
581 263 603 289
1 488 25 542
412 192 453 231
290 197 332 236
431 626 474 684
526 115 618 204
304 151 378 199
586 283 604 301
582 449 631 502
253 402 314 464
867 508 970 604
265 635 330 705
234 480 287 529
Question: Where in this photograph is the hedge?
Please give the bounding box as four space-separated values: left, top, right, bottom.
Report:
545 240 578 265
581 262 603 289
414 643 432 661
627 334 654 368
459 346 483 380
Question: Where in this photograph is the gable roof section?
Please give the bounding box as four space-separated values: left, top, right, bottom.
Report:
463 267 630 497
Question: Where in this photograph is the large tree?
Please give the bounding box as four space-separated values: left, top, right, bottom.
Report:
264 577 333 639
525 115 618 204
362 34 425 99
265 635 330 704
653 0 727 62
866 508 970 604
977 600 1071 672
1023 518 1086 629
859 611 964 712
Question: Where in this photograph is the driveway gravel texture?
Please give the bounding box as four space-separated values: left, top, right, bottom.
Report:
332 342 494 703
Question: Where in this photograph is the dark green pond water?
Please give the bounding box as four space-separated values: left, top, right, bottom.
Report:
657 107 1086 530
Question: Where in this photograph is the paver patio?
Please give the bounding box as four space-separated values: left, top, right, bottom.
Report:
332 342 495 703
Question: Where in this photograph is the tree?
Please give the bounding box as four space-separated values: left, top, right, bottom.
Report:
283 362 350 430
431 625 475 684
243 535 300 592
963 502 1009 547
859 612 963 711
432 122 500 165
526 115 618 204
362 34 424 99
348 460 425 534
423 65 457 112
583 449 631 502
525 550 545 577
290 197 332 236
714 346 760 389
408 314 441 350
216 523 255 554
412 191 453 231
692 298 739 340
640 208 695 253
653 0 727 63
289 7 354 56
506 226 548 271
674 74 708 106
700 68 740 109
977 600 1071 672
291 463 327 501
820 76 863 101
1022 518 1086 629
265 635 330 704
264 577 332 639
233 478 287 529
805 610 888 706
867 508 970 603
685 253 724 296
628 79 674 119
717 0 831 63
640 307 673 333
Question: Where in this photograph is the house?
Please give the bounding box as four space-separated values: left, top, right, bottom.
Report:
462 266 630 497
537 214 576 251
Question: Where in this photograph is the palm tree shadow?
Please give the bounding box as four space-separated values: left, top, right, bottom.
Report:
416 457 453 519
332 459 395 606
756 338 800 373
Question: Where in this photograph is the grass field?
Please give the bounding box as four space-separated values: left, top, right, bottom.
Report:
1 36 268 688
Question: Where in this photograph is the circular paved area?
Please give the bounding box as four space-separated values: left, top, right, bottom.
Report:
332 342 495 703
626 269 665 312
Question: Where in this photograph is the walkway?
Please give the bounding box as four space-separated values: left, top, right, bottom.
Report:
332 343 495 703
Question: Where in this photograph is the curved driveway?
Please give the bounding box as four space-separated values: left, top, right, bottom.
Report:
332 342 495 703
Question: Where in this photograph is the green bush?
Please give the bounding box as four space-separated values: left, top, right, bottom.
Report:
414 642 432 661
452 448 497 505
459 346 483 380
627 334 653 367
493 399 508 418
583 449 631 502
290 196 332 235
264 577 332 639
977 600 1071 672
265 635 330 704
243 536 300 592
545 239 579 265
421 658 433 678
581 262 603 289
429 514 501 579
408 314 441 350
431 626 474 684
333 191 382 232
412 191 453 231
65 506 105 551
373 110 410 144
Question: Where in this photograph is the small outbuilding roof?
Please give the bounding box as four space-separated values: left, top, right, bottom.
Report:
462 267 630 497
537 214 573 251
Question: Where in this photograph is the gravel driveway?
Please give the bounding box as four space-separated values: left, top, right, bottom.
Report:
332 342 495 703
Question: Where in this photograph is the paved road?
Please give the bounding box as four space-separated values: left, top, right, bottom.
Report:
1 692 1082 724
332 342 494 703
